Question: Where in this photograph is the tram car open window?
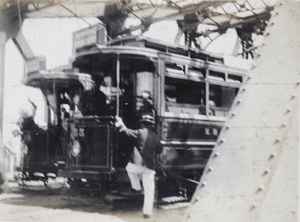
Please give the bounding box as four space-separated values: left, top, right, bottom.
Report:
208 84 239 117
73 54 119 117
117 55 157 128
164 76 205 115
135 71 154 115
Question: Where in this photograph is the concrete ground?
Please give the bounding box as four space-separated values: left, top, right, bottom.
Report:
0 180 189 222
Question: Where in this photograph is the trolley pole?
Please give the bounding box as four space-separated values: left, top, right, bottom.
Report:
116 53 120 117
0 31 6 189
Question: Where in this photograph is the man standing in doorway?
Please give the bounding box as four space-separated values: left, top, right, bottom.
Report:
80 74 107 116
115 115 162 218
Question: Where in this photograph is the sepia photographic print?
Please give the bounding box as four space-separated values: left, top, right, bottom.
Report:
0 1 299 221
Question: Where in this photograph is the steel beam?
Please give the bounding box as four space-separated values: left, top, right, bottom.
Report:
187 2 300 221
0 31 6 189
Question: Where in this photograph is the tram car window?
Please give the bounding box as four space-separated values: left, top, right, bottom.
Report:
164 76 205 115
136 71 154 117
208 85 239 117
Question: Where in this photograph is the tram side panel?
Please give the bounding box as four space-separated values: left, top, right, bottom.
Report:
159 117 222 170
61 117 117 180
157 117 224 198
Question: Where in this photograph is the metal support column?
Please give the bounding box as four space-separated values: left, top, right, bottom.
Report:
0 31 6 187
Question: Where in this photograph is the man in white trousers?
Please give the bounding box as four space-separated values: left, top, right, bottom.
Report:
115 115 162 218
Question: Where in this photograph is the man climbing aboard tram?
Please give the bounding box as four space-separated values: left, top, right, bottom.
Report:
115 115 162 218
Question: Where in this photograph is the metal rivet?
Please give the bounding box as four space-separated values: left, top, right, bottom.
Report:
214 152 220 158
275 137 282 143
263 168 271 175
257 185 264 192
291 94 296 99
281 122 287 127
248 75 252 80
207 166 214 172
225 125 230 130
250 203 257 210
236 99 242 104
269 153 276 160
231 112 237 117
286 108 292 113
219 138 226 143
251 63 256 69
201 181 207 187
242 87 247 92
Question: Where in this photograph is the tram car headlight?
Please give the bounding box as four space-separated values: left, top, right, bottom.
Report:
71 140 81 157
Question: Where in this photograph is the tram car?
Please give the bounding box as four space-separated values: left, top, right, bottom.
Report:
23 25 247 199
19 73 92 183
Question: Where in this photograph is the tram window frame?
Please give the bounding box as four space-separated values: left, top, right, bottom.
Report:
208 70 225 81
74 53 159 122
118 55 157 127
73 54 119 117
208 84 239 117
228 73 243 84
135 71 155 115
164 76 206 115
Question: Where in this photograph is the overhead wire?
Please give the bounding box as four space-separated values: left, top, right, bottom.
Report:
203 33 221 50
56 2 94 28
55 2 113 40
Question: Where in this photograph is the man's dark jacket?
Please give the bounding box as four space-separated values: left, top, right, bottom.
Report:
121 128 162 170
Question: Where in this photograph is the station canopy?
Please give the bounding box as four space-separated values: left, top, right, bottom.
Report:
1 0 279 33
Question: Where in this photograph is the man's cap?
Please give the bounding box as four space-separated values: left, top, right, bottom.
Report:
140 115 155 125
91 72 104 82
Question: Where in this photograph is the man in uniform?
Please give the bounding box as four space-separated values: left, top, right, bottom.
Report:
115 115 162 218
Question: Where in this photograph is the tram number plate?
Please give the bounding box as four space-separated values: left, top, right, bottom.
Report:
74 128 85 137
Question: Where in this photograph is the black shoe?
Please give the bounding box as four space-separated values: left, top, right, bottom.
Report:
131 188 143 195
143 214 150 219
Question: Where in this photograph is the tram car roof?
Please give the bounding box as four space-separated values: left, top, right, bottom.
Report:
23 70 93 91
73 34 225 64
107 35 224 63
73 35 250 71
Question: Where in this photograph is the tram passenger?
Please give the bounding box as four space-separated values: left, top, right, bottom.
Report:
19 99 39 131
18 99 48 170
115 115 162 218
70 94 82 117
80 74 107 116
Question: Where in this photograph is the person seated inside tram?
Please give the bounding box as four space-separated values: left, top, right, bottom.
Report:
61 106 70 131
80 74 107 116
70 94 82 117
